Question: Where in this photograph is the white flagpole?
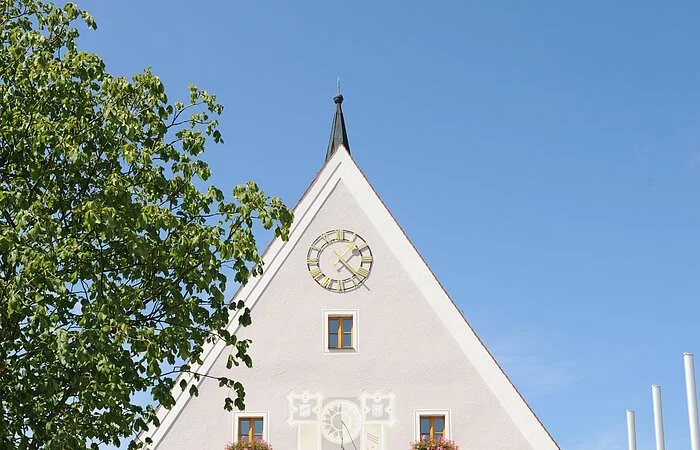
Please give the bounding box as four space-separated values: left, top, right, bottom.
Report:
652 385 665 450
685 353 700 450
626 409 637 450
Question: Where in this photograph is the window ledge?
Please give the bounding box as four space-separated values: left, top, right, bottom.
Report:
324 347 358 354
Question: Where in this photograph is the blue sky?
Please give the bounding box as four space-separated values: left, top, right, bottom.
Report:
79 1 700 448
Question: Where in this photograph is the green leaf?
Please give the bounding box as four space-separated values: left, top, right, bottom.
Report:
0 1 293 448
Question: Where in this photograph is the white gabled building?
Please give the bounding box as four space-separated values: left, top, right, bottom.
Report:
141 93 559 450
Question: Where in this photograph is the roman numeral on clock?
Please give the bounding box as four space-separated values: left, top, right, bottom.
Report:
308 230 373 291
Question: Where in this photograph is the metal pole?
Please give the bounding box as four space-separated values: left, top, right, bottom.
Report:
685 353 700 450
626 409 637 450
652 385 665 450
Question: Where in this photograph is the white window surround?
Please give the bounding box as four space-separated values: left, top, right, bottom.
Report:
414 409 452 440
322 309 359 355
232 411 269 443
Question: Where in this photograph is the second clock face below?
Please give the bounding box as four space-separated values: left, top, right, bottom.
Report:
307 229 373 293
320 399 362 444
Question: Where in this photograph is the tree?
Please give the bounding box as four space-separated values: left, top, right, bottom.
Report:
0 1 293 448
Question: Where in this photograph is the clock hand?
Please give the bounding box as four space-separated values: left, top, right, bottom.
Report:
332 251 358 276
332 242 357 265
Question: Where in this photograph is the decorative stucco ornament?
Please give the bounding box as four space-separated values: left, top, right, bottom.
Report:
320 399 363 444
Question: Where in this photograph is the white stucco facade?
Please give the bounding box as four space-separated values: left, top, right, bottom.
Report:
142 147 558 450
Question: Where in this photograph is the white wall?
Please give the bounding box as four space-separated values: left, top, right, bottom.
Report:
155 179 534 450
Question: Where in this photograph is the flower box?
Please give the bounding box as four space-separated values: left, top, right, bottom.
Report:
410 437 459 450
224 441 273 450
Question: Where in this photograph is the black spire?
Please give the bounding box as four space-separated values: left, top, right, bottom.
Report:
325 87 350 161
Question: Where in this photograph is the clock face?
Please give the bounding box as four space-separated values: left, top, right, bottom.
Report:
320 400 362 444
307 229 373 292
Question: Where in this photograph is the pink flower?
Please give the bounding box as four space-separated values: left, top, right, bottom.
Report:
409 438 459 450
224 440 273 450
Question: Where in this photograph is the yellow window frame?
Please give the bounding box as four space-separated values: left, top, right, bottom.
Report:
329 315 353 349
237 416 264 442
421 415 445 440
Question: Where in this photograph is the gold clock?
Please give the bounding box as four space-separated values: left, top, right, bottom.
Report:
307 229 373 292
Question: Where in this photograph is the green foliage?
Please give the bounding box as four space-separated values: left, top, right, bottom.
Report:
0 1 293 448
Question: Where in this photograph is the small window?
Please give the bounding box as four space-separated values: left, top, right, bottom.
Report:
322 309 358 354
328 316 353 349
419 415 445 441
238 416 264 442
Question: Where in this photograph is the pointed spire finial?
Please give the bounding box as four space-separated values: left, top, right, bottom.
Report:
326 79 350 161
333 74 343 105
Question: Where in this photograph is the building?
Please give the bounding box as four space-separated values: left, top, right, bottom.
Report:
141 93 559 449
